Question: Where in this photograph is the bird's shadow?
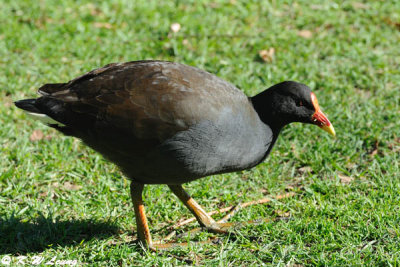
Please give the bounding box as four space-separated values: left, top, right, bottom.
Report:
0 213 120 255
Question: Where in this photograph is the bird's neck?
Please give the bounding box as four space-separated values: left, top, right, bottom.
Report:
250 90 288 132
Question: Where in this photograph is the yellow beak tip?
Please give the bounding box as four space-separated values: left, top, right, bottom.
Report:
321 124 336 137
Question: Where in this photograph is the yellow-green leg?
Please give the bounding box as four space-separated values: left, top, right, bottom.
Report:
130 183 153 248
168 185 227 233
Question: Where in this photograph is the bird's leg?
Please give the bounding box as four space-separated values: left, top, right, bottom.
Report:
168 185 226 233
130 182 153 248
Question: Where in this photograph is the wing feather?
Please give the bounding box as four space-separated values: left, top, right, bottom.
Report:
38 61 249 141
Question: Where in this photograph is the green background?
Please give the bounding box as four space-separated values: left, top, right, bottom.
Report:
1 0 399 265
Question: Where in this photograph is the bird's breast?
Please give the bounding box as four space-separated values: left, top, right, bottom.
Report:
133 109 273 184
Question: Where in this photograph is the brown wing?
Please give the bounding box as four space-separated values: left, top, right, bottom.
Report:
38 60 250 141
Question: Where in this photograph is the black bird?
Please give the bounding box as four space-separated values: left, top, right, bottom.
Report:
15 60 335 249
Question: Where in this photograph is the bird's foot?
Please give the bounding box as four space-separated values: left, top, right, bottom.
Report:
161 192 296 244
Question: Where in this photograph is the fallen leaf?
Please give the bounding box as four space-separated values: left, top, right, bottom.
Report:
260 188 269 194
241 173 249 180
298 166 313 174
388 138 400 152
63 181 82 191
297 30 313 38
352 2 368 9
258 48 275 63
310 4 323 10
86 3 102 16
93 22 112 29
50 192 58 200
339 174 354 184
369 140 379 157
4 99 12 107
355 87 371 98
384 18 400 31
170 23 181 33
369 149 378 157
345 162 357 170
30 130 44 141
209 2 220 8
182 39 189 46
286 185 294 190
285 178 305 191
274 210 290 217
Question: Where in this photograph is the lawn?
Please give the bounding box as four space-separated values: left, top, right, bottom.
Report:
1 0 399 265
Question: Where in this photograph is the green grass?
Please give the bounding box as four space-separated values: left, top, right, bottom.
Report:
1 0 399 265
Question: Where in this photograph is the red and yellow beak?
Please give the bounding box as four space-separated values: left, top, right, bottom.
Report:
311 92 336 137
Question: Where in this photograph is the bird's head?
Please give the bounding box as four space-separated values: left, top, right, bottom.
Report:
252 81 335 136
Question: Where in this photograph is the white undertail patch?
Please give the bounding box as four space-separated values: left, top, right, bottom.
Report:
25 111 65 127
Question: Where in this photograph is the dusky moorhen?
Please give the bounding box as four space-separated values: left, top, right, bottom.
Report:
15 60 335 249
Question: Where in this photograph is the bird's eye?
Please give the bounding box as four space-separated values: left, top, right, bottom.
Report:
296 100 303 107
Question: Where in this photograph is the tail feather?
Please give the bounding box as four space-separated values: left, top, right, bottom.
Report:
38 83 66 96
15 98 65 127
14 99 41 113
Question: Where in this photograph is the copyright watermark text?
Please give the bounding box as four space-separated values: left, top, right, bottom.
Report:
1 255 78 266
